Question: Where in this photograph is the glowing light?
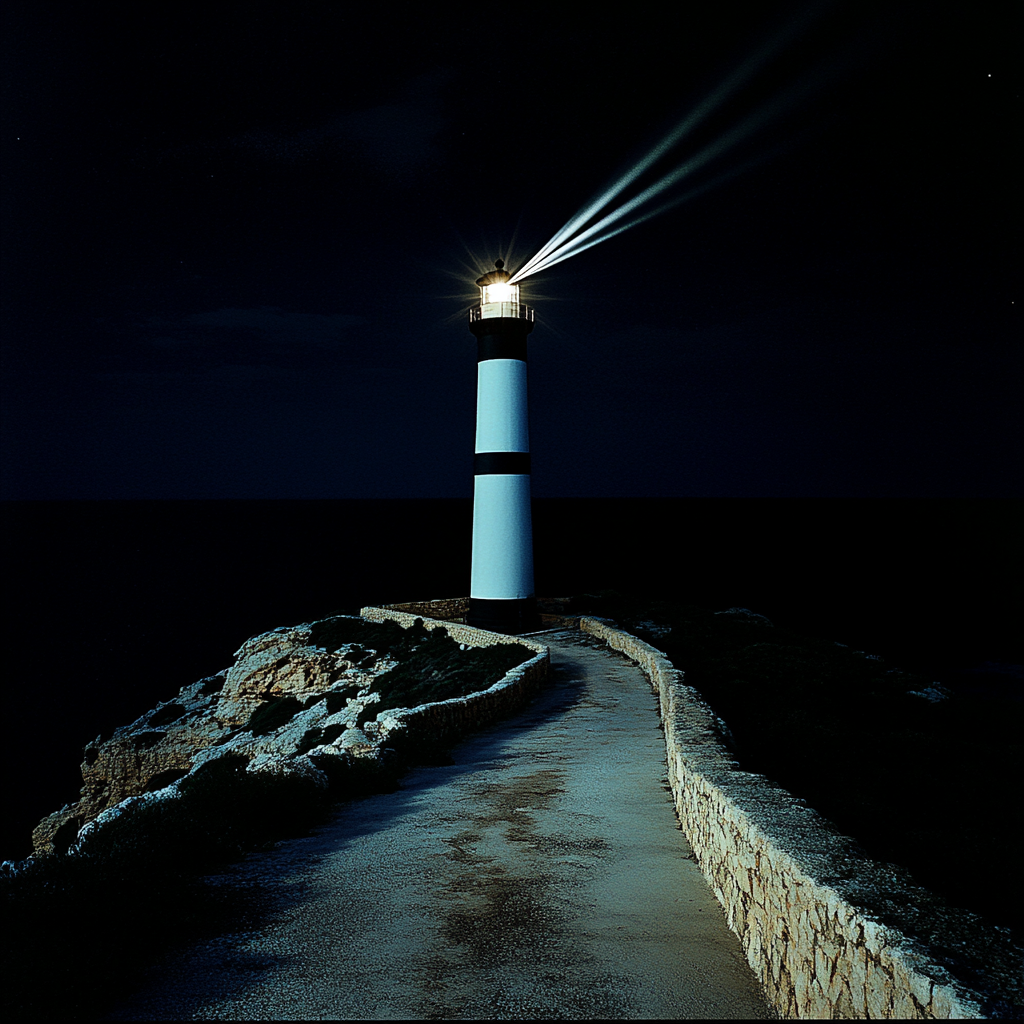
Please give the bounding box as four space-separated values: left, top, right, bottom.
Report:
483 282 516 304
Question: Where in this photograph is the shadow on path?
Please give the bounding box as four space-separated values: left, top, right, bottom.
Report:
108 631 771 1020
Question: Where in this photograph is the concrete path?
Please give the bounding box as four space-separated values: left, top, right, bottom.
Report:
109 630 771 1020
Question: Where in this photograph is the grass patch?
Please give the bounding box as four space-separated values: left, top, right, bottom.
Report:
308 614 414 656
309 615 532 722
345 644 377 668
366 625 530 717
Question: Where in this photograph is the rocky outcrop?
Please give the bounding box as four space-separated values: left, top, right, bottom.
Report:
213 624 362 726
32 616 548 857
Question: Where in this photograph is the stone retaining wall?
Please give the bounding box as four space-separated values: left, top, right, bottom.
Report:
580 617 1021 1020
359 607 550 752
375 596 577 631
379 597 470 621
361 605 546 651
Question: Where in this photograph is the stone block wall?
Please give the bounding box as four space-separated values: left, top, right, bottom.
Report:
361 605 546 651
359 607 550 751
376 596 579 631
379 597 471 621
580 617 1021 1019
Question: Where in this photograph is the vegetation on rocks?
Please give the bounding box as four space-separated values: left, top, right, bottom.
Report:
297 723 346 755
368 622 530 713
567 592 1024 944
324 686 360 714
310 615 531 722
308 613 414 656
247 694 303 735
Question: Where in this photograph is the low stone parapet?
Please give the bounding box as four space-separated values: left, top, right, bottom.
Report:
361 605 547 652
580 616 1020 1019
31 612 549 859
358 606 549 751
378 597 470 621
373 596 578 631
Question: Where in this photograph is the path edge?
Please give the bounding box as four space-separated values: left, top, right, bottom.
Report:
580 616 1016 1020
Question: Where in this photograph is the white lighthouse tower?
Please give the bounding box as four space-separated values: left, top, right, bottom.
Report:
467 259 540 634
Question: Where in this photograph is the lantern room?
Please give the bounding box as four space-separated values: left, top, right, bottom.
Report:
474 259 525 320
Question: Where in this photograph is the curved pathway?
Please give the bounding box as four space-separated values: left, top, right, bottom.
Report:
110 629 770 1020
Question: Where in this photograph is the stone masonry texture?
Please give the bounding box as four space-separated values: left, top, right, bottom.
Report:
579 617 1024 1019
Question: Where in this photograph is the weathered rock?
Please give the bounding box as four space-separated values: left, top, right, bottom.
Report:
32 672 230 855
214 625 372 727
29 613 549 862
31 621 391 856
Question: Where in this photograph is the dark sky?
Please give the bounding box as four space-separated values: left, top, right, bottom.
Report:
2 1 1020 499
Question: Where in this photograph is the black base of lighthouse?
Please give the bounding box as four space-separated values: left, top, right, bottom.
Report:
468 596 541 635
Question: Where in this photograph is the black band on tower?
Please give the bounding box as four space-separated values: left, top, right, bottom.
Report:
474 452 530 475
468 596 540 635
475 333 528 362
470 316 533 362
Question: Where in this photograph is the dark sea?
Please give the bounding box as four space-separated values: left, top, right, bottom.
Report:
2 498 1020 861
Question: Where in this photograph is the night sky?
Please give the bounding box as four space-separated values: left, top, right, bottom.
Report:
2 1 1020 500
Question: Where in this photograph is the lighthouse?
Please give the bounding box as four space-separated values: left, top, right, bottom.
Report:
467 259 540 634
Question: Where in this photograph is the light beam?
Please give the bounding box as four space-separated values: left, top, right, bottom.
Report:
512 28 855 283
512 77 805 282
513 143 797 277
512 2 832 283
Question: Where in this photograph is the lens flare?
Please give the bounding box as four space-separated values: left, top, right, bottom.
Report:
483 282 515 303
